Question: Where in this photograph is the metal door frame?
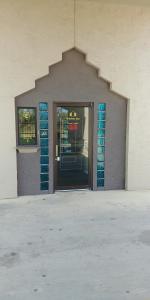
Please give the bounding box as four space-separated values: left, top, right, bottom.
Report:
53 102 94 191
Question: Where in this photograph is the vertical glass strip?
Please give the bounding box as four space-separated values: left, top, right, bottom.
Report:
39 102 49 191
97 103 106 187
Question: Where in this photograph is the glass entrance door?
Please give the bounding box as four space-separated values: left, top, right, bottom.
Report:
55 104 91 189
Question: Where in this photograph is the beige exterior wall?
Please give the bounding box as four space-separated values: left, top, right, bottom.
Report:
0 0 150 198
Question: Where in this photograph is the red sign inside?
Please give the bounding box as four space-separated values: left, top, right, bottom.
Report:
68 123 79 131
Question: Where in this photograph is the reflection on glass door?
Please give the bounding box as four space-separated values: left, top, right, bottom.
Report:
55 105 89 188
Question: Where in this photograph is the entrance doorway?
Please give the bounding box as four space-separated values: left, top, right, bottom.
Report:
15 49 127 196
54 103 93 190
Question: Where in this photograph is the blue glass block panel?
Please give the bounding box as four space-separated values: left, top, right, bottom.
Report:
97 178 104 187
39 102 49 192
97 171 104 179
40 182 49 191
97 154 104 162
97 121 105 129
40 147 49 155
97 138 105 146
40 156 49 165
40 139 48 147
40 130 48 138
97 162 104 170
40 111 48 120
40 173 49 182
97 146 104 154
39 103 48 111
41 165 49 173
97 103 106 188
97 129 105 137
98 111 106 120
98 103 106 111
40 121 48 129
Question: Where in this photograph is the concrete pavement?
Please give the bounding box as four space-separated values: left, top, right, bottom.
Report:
0 190 150 300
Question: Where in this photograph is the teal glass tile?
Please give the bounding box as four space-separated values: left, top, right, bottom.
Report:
97 129 105 137
39 103 48 111
97 121 105 129
97 146 104 154
64 124 68 129
40 121 48 129
97 154 104 162
40 147 49 155
40 182 49 191
40 139 48 147
63 119 68 124
98 111 106 120
40 130 48 138
97 162 104 170
40 173 49 182
40 156 49 165
40 111 48 120
97 171 104 179
97 138 105 146
98 103 106 111
41 165 49 173
97 178 104 187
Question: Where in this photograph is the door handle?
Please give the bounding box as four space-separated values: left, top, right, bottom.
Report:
56 145 58 156
55 157 60 162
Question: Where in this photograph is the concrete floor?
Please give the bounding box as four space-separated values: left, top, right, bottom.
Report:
0 191 150 300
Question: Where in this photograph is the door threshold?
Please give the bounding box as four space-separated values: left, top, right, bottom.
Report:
56 188 91 192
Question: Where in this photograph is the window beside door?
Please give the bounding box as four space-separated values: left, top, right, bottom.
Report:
17 108 37 145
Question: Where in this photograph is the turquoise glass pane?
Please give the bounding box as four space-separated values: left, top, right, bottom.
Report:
40 156 49 165
40 147 49 155
39 102 49 191
97 162 104 170
97 146 104 154
40 139 48 147
97 129 105 137
41 165 49 173
97 171 104 178
40 182 49 191
40 121 48 129
98 103 106 111
97 103 106 188
40 111 48 120
98 112 106 120
63 124 68 129
97 121 105 129
97 179 104 187
40 173 49 182
97 154 104 162
40 130 48 138
97 138 105 146
61 120 68 127
39 103 48 111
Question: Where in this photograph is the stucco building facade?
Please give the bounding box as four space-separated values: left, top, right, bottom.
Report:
1 0 150 198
